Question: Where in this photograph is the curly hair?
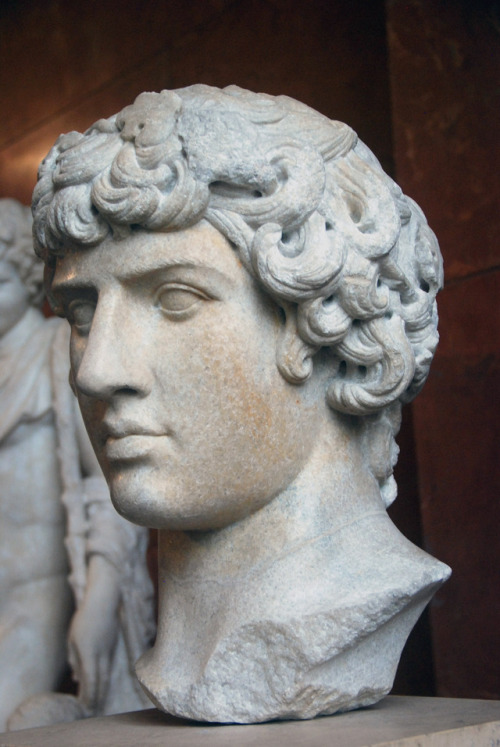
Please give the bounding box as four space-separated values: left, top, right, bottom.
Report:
32 85 443 506
0 198 44 307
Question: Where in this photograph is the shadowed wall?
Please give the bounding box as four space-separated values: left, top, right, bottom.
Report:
387 0 500 699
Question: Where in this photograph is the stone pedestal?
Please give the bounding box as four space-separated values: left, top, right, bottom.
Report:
1 696 499 746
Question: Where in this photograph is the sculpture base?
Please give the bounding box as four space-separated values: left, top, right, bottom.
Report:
1 696 499 746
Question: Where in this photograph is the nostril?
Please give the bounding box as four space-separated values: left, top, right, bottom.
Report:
116 386 139 396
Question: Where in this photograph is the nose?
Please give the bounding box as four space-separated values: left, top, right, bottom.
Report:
73 295 152 402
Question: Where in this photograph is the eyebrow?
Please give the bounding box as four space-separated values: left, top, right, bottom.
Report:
121 259 235 287
51 259 236 299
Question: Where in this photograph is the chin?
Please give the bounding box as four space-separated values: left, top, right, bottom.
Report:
106 471 161 527
108 475 258 531
106 473 204 530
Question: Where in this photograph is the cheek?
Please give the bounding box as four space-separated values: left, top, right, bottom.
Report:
225 367 315 471
211 364 316 510
166 312 281 432
167 320 315 496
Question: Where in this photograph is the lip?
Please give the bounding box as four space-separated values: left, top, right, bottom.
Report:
101 419 167 461
105 433 163 461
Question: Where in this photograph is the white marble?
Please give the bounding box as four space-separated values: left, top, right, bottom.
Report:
0 199 155 732
32 86 451 723
2 697 500 747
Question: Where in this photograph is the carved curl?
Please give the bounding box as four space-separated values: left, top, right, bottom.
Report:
32 84 443 507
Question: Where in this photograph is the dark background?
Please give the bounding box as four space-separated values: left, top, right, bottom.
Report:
1 0 498 700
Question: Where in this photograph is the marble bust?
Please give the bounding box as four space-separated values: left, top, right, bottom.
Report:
32 85 451 723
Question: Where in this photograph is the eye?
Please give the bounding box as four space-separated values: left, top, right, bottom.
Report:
156 283 210 318
68 299 95 333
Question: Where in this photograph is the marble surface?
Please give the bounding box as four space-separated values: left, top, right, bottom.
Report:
32 85 450 722
1 697 500 747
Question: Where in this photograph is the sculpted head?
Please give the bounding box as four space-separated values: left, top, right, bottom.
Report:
0 198 44 337
32 85 442 524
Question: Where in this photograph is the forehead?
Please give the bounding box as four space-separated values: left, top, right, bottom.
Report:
52 221 245 290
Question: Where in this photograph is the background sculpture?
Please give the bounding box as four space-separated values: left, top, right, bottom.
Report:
32 85 450 723
0 198 155 731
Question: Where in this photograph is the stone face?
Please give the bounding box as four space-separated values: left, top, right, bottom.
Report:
0 199 155 731
32 85 450 723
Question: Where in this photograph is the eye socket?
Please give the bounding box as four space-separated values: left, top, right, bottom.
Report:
156 283 211 318
68 300 95 333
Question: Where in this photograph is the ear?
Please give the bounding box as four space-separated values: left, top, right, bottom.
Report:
276 301 319 384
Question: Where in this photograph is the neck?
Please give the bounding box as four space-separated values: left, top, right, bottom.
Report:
139 412 449 723
147 414 387 690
